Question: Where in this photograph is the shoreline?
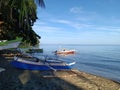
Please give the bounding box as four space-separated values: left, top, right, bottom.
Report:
0 49 120 90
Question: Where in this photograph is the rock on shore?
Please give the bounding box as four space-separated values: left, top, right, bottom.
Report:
0 49 120 90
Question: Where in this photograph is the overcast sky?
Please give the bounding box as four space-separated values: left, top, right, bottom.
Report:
33 0 120 44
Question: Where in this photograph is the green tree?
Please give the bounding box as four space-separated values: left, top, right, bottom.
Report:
0 0 45 46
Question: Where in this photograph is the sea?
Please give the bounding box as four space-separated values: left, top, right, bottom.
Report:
38 44 120 83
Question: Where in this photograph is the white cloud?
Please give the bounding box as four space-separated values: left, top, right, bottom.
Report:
93 26 120 33
52 19 94 29
33 25 63 33
54 20 71 24
33 20 120 44
34 18 120 34
34 21 47 26
76 17 92 22
70 6 97 15
58 20 120 33
70 7 83 13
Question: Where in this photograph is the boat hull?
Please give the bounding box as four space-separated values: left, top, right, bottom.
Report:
56 51 75 54
11 60 71 70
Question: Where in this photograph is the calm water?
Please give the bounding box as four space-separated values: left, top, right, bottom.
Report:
39 44 120 83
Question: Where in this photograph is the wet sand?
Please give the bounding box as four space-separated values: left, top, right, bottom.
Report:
0 49 120 90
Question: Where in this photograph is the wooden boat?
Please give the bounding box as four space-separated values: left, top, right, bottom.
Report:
55 49 76 55
11 56 75 71
26 48 43 53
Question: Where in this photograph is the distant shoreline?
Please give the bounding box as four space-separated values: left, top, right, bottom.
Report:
40 43 120 46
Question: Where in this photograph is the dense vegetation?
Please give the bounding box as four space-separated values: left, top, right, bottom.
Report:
0 0 45 46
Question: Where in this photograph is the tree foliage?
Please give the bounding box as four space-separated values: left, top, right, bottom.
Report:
0 0 45 46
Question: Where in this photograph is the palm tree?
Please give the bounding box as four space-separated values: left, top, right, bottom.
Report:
0 0 45 45
0 0 45 25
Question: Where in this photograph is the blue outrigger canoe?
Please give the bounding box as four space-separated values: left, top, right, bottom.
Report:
11 57 75 71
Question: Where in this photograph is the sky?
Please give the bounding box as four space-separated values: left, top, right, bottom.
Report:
33 0 120 45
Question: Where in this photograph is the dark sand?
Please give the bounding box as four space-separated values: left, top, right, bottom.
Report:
0 49 120 90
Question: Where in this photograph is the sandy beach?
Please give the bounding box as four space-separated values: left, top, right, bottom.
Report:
0 49 120 90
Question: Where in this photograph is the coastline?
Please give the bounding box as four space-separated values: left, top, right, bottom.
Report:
0 49 120 90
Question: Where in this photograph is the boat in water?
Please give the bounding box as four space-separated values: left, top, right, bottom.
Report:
54 49 76 55
11 56 75 71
